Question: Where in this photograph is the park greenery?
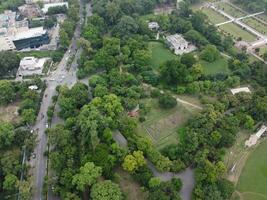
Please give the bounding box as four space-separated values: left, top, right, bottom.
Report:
0 78 45 198
1 0 267 199
45 0 267 199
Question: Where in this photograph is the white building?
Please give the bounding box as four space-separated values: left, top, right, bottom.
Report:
17 57 49 76
230 87 251 95
245 125 267 147
0 36 16 51
42 2 69 13
26 0 64 4
148 22 159 30
166 34 196 55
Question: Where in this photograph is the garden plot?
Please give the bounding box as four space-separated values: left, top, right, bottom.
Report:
217 2 246 18
137 98 199 149
242 18 267 35
201 7 228 24
219 22 257 42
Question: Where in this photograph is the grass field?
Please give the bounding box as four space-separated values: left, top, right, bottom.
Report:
201 7 228 24
242 18 267 34
0 102 20 123
200 57 230 75
148 41 177 68
236 139 267 200
259 45 267 56
217 2 246 18
115 168 147 200
219 22 257 42
137 98 199 149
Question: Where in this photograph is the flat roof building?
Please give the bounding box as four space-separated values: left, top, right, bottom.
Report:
13 27 49 50
0 36 16 51
230 87 251 95
17 56 49 76
148 22 159 30
166 34 196 55
42 2 69 13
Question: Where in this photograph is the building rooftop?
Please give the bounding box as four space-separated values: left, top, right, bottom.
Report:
230 87 251 95
166 34 188 46
0 36 16 51
42 2 69 13
13 27 47 41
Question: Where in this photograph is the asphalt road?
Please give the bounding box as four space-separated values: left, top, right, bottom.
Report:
31 0 90 199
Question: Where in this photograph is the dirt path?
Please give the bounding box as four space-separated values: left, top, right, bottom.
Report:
142 83 203 110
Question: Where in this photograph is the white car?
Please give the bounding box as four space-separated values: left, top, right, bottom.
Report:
45 123 49 128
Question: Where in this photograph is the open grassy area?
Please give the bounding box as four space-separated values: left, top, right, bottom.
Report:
137 98 199 149
242 18 267 34
0 102 20 123
259 45 267 56
223 131 251 183
217 2 246 18
219 22 257 42
201 7 228 24
115 167 147 200
236 139 267 200
200 57 230 75
148 41 177 68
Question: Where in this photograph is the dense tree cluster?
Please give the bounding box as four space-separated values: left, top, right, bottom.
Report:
0 52 20 77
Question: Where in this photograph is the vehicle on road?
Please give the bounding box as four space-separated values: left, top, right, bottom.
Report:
45 123 49 128
32 153 36 159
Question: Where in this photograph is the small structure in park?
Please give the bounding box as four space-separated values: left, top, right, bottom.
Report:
165 34 196 55
17 57 49 77
148 22 159 30
230 87 251 95
245 125 267 147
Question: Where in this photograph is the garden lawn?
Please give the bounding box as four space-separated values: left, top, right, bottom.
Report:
219 22 257 42
201 7 228 24
148 41 177 69
242 18 267 35
217 2 246 18
236 139 267 200
200 57 229 75
137 98 199 149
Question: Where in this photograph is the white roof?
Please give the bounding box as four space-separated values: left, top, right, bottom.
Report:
148 22 159 29
230 87 251 95
28 85 38 90
0 36 15 51
42 2 68 13
20 57 38 66
13 27 46 41
166 34 188 46
256 125 267 138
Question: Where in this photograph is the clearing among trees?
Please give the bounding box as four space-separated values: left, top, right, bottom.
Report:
137 98 199 149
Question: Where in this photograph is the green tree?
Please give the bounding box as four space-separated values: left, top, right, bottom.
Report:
158 93 177 109
3 174 18 191
200 45 220 62
72 162 102 191
122 150 146 172
21 108 36 125
90 180 122 200
0 80 15 105
0 122 15 149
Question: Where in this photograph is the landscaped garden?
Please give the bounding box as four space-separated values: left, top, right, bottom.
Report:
201 7 228 24
200 56 229 75
219 22 257 42
148 41 177 68
137 98 199 149
242 18 267 35
217 2 246 18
